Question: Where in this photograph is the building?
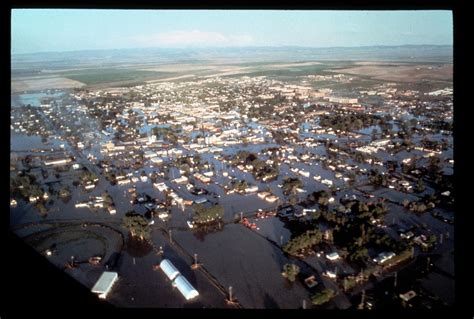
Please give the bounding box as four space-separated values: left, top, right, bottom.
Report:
172 275 199 301
328 97 358 104
43 158 71 166
373 252 396 264
326 252 340 261
91 271 118 299
160 259 180 281
173 176 189 184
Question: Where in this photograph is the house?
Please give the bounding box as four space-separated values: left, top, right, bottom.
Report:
29 196 39 203
144 151 158 158
299 170 310 178
117 179 131 185
91 271 118 299
321 179 333 186
265 195 279 202
304 275 318 288
194 198 207 204
399 290 417 302
150 157 163 164
154 182 168 192
373 252 396 264
326 252 340 261
258 191 271 199
245 185 259 193
173 176 189 184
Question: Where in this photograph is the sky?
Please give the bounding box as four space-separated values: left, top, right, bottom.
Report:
11 9 453 54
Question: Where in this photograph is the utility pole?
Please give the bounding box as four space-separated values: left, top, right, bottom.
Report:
394 271 398 288
302 299 306 309
358 290 366 310
229 286 233 302
426 257 431 272
169 229 172 243
240 211 243 222
191 253 200 270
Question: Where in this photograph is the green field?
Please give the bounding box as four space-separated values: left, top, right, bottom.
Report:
61 68 170 85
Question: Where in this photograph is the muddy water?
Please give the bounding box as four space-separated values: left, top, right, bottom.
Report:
173 223 310 308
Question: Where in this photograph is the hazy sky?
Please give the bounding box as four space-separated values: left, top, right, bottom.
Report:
11 9 453 54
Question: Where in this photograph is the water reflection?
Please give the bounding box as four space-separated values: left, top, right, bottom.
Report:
192 222 225 242
125 237 153 258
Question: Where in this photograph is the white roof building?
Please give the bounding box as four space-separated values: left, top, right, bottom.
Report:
172 275 199 300
160 259 180 281
91 271 118 299
326 252 340 261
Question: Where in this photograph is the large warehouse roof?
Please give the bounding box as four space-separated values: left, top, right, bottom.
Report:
173 275 199 300
160 259 180 281
91 271 118 299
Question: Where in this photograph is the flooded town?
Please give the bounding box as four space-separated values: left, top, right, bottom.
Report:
10 9 454 310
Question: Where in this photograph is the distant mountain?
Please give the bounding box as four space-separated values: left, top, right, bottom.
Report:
11 45 452 71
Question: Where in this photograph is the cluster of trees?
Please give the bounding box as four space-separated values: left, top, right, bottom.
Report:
80 169 99 184
59 185 71 198
281 263 300 282
151 126 178 145
10 174 44 200
402 199 435 213
319 113 381 132
231 151 279 181
282 177 303 196
122 211 151 241
232 179 248 192
368 169 389 187
193 204 224 224
271 129 299 145
306 190 331 207
283 229 323 256
414 179 426 193
102 191 114 209
312 210 349 228
353 201 387 220
311 288 335 306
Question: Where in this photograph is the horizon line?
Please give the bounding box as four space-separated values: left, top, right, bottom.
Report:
11 43 453 56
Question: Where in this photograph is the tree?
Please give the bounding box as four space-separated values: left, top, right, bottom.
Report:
283 229 323 255
349 247 369 262
371 129 377 141
193 204 224 224
288 194 299 206
282 263 300 282
122 211 151 240
232 179 248 192
311 288 335 306
36 202 48 216
282 177 303 195
59 185 71 198
415 178 425 193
